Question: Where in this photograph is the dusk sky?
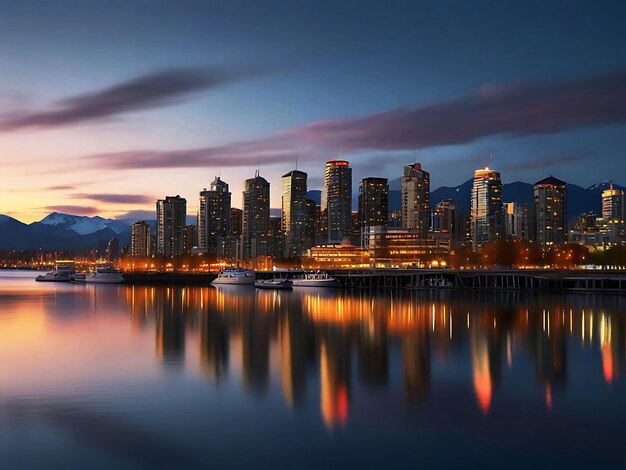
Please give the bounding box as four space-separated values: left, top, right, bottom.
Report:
2 0 626 222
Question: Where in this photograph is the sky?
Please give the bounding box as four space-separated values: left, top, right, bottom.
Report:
1 0 626 222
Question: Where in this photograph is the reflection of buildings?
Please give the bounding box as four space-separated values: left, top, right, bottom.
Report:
241 307 271 395
280 311 315 407
600 314 626 386
320 335 351 429
199 311 229 380
403 328 430 403
358 321 388 386
470 319 501 415
155 290 186 368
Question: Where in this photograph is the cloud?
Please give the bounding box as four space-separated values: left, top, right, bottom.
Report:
46 185 77 191
44 205 99 215
0 65 263 130
501 154 590 171
115 209 155 221
88 69 626 169
73 193 154 204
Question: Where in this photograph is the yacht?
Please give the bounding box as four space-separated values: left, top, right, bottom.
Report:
292 271 340 288
211 268 256 286
255 278 293 290
35 261 76 282
75 266 126 284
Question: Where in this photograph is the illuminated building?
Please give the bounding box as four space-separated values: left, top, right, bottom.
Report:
156 195 187 257
534 176 567 247
268 216 283 258
361 226 450 267
471 167 504 249
602 182 625 240
358 177 388 232
242 171 270 259
503 202 535 241
282 170 309 258
306 240 371 269
198 177 231 257
131 221 151 257
304 198 319 250
431 199 462 248
321 160 352 244
230 208 243 236
401 163 430 239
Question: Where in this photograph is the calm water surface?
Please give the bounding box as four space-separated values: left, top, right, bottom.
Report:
1 270 626 468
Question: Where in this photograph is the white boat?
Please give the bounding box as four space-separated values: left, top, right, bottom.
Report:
292 271 340 288
75 266 125 284
35 261 76 282
211 268 256 286
255 278 293 290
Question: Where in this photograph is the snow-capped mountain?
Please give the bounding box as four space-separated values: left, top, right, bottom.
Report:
586 181 625 191
39 212 128 235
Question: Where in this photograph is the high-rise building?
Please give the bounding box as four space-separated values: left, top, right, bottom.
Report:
431 199 462 247
470 167 503 249
198 177 231 257
242 171 270 259
268 216 283 258
183 225 196 254
602 182 625 222
304 199 319 250
156 195 187 257
282 170 308 257
401 163 430 239
534 176 567 247
131 221 151 257
503 202 535 241
358 177 388 230
230 208 243 237
321 160 352 244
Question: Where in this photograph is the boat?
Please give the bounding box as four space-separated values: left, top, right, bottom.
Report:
255 278 293 290
35 261 76 282
211 268 256 286
74 266 126 284
292 271 340 288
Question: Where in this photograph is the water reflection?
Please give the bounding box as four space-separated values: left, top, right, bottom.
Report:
4 275 626 466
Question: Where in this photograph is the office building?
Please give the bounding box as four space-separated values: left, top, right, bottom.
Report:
156 195 187 257
131 221 151 257
401 163 430 239
321 160 352 244
470 167 503 249
282 170 309 257
198 177 231 257
503 202 535 241
534 176 567 246
358 177 388 231
431 199 462 247
242 171 270 259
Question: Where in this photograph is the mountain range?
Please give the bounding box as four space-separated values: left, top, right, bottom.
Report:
0 180 621 250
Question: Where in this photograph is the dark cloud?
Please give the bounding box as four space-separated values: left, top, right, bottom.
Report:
73 193 154 204
0 65 262 130
501 154 590 171
89 69 626 170
46 185 76 190
44 205 99 215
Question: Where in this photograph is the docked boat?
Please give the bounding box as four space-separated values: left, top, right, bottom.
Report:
35 261 76 282
292 271 340 288
74 266 125 284
211 268 256 286
255 278 293 290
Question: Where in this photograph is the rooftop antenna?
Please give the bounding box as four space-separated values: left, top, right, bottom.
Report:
256 159 260 178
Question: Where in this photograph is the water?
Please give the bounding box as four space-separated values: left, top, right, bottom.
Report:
1 270 625 468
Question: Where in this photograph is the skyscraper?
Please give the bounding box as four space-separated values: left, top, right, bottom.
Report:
432 199 461 247
131 220 151 257
503 202 535 241
321 160 352 244
198 177 231 257
602 182 624 221
358 177 388 230
242 171 270 259
156 195 187 257
282 170 308 257
401 163 430 239
183 225 196 254
470 167 503 249
534 176 567 247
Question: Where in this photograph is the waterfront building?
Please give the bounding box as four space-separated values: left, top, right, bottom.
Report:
282 170 309 258
470 167 504 249
431 199 462 248
401 163 430 239
131 221 151 257
361 226 450 267
305 241 371 269
242 171 270 259
358 177 388 231
602 182 625 240
534 176 567 247
156 195 187 257
503 202 535 241
198 177 231 258
321 160 352 244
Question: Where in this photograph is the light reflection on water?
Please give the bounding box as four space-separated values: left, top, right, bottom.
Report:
1 271 626 468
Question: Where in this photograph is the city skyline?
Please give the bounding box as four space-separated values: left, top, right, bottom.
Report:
2 1 626 222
